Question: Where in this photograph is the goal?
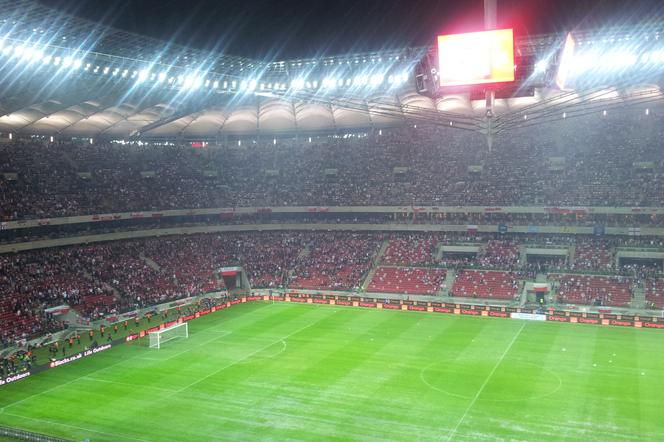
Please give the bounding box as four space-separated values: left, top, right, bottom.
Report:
149 322 188 349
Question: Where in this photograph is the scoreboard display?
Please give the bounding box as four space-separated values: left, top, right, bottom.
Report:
437 28 515 87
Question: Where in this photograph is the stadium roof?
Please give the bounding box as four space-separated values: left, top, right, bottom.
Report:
0 0 662 140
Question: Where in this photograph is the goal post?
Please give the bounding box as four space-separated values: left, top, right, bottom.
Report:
149 322 188 349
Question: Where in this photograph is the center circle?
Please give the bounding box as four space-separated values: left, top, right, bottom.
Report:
420 359 562 402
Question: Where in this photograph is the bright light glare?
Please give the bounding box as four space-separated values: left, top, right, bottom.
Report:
290 78 305 89
138 69 149 82
534 59 548 73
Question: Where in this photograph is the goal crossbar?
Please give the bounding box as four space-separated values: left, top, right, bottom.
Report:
148 322 188 349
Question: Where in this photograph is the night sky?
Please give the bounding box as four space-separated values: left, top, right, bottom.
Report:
38 0 664 59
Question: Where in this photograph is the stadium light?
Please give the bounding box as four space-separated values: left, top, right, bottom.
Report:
534 59 548 73
137 69 149 82
290 78 305 90
370 73 384 86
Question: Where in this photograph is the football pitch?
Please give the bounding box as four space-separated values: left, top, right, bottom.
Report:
1 302 663 441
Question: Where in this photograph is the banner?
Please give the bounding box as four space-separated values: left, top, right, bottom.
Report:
511 312 546 321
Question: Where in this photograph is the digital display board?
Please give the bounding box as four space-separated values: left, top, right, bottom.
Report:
437 28 515 87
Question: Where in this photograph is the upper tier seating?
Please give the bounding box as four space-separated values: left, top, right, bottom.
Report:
2 109 664 220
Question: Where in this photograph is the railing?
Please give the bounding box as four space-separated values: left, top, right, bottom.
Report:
0 426 74 442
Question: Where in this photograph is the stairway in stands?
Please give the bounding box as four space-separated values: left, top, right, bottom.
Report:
287 243 312 283
630 282 647 309
82 270 120 297
361 239 391 291
568 244 577 268
140 254 162 271
440 269 456 296
519 245 528 266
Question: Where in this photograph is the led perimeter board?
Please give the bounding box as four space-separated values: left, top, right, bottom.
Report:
437 28 515 87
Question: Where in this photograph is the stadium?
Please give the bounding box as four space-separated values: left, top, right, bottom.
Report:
1 0 664 440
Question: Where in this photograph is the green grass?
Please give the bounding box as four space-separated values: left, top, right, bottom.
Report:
1 302 663 441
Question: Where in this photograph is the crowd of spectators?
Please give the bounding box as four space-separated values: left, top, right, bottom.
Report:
367 267 447 295
550 274 633 307
645 279 664 309
1 230 664 345
2 109 664 221
288 233 382 291
382 234 438 266
450 270 522 300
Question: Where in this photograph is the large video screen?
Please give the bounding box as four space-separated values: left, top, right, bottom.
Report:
437 29 515 87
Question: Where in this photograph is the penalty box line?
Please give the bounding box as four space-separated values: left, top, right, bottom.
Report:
136 330 233 362
444 321 527 442
171 313 330 395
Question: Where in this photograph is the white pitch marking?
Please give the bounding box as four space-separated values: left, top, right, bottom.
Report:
154 330 232 361
172 314 327 394
2 411 151 442
444 322 526 441
3 349 141 412
80 376 177 393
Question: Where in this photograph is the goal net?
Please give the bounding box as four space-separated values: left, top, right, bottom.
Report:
149 322 188 349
